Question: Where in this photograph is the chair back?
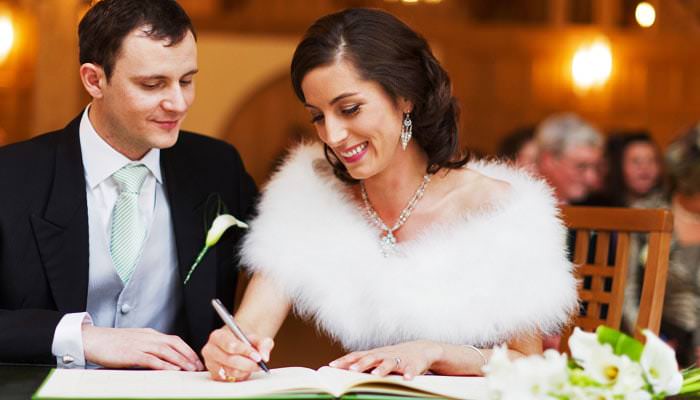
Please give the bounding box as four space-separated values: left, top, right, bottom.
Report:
559 206 673 350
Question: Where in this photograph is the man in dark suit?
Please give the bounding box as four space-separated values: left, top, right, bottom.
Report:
0 0 256 370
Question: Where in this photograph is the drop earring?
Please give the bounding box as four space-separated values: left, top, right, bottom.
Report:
400 112 412 150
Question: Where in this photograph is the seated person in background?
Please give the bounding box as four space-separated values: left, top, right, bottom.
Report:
0 0 256 369
535 113 604 205
623 124 700 367
202 8 577 382
588 131 662 207
534 113 604 350
497 125 538 175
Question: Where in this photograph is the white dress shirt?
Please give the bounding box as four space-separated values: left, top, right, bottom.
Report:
51 107 181 368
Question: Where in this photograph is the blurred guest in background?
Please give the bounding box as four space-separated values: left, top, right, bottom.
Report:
588 131 662 207
623 124 700 367
535 112 604 205
534 112 604 350
497 125 538 174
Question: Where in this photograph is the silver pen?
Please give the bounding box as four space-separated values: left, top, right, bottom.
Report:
211 298 271 373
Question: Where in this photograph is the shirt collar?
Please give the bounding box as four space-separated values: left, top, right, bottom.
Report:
79 105 162 189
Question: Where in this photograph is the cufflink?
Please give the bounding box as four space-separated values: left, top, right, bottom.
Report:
62 355 75 365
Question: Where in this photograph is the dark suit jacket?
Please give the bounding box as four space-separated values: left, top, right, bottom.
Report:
0 114 257 364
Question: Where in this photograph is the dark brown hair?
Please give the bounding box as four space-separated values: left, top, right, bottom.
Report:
79 0 196 80
290 8 468 183
602 131 661 206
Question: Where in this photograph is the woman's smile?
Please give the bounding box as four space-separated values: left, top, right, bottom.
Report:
338 142 369 163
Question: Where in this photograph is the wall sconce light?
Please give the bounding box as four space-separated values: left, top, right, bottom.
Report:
571 38 612 92
0 11 13 64
635 2 656 28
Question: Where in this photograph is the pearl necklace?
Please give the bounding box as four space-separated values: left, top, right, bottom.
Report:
360 174 432 257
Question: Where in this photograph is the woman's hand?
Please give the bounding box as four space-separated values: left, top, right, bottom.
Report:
328 340 444 380
328 335 540 379
201 326 274 382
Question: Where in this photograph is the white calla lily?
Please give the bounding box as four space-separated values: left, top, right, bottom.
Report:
583 343 626 385
569 327 644 390
205 214 248 247
610 356 646 395
569 327 600 366
640 329 683 395
183 213 248 284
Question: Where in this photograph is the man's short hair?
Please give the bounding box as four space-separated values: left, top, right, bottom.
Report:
535 112 603 157
79 0 196 80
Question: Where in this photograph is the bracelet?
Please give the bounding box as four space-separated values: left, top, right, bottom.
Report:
466 345 487 369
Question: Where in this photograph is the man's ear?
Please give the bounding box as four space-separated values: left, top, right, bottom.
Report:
79 63 106 99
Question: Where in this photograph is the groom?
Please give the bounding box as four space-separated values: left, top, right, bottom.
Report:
0 0 256 370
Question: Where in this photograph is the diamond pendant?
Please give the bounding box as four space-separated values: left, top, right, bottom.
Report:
379 230 397 257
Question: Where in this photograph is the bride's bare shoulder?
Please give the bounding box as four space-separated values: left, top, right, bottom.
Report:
432 167 511 215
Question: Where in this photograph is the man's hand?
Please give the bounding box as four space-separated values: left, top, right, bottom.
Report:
82 325 204 371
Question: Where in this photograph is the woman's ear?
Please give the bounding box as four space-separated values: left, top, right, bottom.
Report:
79 63 106 99
398 97 413 114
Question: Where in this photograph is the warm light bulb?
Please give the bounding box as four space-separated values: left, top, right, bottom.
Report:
572 39 613 91
0 15 13 63
635 2 656 28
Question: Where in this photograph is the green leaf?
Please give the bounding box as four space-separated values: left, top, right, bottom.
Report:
596 326 644 361
683 366 700 380
679 381 700 394
569 368 603 387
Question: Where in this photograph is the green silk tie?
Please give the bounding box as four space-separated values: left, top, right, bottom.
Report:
110 164 150 285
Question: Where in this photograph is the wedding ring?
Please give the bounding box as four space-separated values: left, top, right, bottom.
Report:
394 357 401 368
218 367 228 381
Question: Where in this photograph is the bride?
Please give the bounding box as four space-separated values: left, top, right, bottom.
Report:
202 8 577 382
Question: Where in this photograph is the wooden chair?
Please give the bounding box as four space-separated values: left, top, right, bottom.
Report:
559 206 673 351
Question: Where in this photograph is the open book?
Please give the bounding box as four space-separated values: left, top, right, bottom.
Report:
34 366 488 399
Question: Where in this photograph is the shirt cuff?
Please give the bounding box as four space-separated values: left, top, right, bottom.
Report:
51 312 93 368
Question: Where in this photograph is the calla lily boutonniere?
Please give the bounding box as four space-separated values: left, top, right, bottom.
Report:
183 214 248 284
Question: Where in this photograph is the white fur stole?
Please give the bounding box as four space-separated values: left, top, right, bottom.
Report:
241 143 577 351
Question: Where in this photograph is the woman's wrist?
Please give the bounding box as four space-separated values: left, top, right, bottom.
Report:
465 345 487 370
428 343 488 376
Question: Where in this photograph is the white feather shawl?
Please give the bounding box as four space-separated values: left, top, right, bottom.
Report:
242 143 577 351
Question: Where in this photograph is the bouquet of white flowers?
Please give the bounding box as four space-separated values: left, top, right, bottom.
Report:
484 326 700 399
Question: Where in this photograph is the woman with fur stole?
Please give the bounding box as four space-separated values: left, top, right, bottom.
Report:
202 8 578 382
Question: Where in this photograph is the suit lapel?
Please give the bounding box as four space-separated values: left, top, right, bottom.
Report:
161 144 216 349
31 116 90 312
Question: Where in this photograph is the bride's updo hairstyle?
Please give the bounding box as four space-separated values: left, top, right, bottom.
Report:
290 8 468 183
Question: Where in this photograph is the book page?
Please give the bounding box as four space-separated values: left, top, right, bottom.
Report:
35 367 329 399
316 367 488 399
35 367 488 399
